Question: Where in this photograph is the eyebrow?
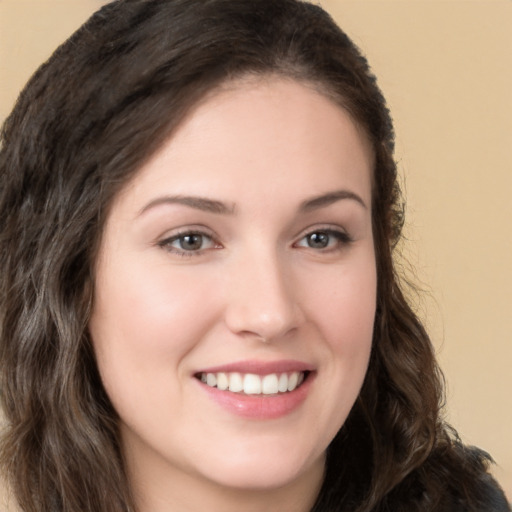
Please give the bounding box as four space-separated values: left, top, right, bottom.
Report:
138 195 236 217
138 189 366 218
299 190 368 212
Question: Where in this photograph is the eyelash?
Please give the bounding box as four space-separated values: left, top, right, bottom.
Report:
157 229 220 257
293 227 353 251
157 226 352 257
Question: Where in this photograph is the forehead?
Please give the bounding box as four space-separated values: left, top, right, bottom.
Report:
115 77 374 212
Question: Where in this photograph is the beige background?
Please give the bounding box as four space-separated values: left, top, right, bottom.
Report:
1 0 510 501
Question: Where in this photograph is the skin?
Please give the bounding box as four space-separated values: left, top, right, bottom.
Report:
89 77 376 512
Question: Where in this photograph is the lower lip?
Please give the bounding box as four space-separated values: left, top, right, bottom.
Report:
196 373 314 420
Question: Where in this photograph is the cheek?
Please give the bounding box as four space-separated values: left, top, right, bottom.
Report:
303 251 376 419
88 260 222 435
89 257 219 383
292 253 376 447
304 255 377 353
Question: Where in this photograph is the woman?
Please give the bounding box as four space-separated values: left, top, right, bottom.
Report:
0 1 509 511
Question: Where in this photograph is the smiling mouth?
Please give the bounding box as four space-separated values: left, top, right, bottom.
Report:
195 371 310 395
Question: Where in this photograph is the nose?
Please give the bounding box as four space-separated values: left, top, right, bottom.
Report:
223 250 302 343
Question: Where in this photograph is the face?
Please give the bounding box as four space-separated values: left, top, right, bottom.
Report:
89 78 376 505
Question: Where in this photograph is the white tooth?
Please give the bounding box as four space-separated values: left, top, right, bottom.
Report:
243 374 262 394
216 372 229 390
297 372 304 386
228 372 243 392
262 374 279 395
206 373 217 387
287 372 299 391
278 373 288 392
200 373 207 383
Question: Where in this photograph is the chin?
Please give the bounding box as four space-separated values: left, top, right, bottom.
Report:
197 449 324 491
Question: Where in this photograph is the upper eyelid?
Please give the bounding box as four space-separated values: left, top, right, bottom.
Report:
156 227 221 253
157 231 221 258
157 225 218 242
292 223 350 240
155 223 351 249
292 224 354 249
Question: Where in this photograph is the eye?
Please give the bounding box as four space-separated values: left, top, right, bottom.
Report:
158 231 219 255
295 229 351 250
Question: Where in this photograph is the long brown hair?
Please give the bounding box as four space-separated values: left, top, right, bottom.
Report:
0 1 504 511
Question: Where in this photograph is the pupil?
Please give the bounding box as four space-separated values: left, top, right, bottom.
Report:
308 232 329 248
181 234 202 250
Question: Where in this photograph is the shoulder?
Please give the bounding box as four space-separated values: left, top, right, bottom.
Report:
476 476 511 512
380 442 511 512
440 474 511 512
459 471 510 512
421 444 511 512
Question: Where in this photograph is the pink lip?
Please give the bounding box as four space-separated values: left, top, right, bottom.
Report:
195 359 315 376
194 360 316 420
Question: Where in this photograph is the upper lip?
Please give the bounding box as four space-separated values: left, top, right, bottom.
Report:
195 359 315 376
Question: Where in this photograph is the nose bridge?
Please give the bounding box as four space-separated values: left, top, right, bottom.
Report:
224 244 299 341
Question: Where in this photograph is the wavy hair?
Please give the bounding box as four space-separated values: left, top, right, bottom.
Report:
0 1 504 511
